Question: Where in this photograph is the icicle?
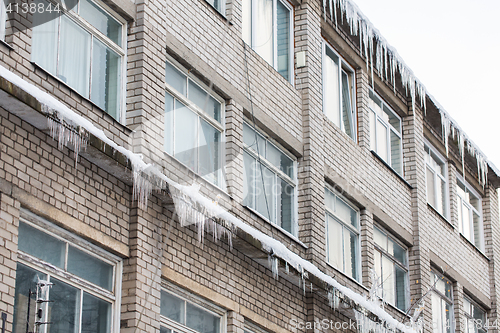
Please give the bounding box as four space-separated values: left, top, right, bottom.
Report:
327 287 339 309
285 261 289 274
47 114 88 168
268 254 279 280
440 112 451 157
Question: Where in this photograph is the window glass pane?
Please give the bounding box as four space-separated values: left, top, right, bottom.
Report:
370 111 376 151
369 92 383 116
437 178 445 215
376 120 388 161
462 204 471 241
47 276 81 333
160 327 172 333
59 16 91 97
382 256 395 306
344 229 357 278
18 222 66 268
0 0 5 40
243 123 265 155
255 164 275 222
243 151 255 208
67 246 113 291
445 301 452 333
91 39 121 119
266 142 293 178
188 80 221 122
276 0 290 81
279 177 294 234
13 264 47 333
392 240 406 265
427 167 436 208
463 298 472 316
32 2 59 74
336 196 356 228
390 131 402 175
327 216 343 271
341 70 354 139
324 48 340 127
199 120 221 186
242 0 251 45
432 292 442 333
457 181 467 201
206 0 222 12
254 0 273 66
186 303 220 333
473 305 485 322
174 101 197 170
325 189 335 212
395 264 406 310
374 228 386 250
374 251 382 298
165 93 174 154
165 61 187 96
383 105 400 132
161 290 185 323
79 0 122 45
81 292 111 333
473 212 482 249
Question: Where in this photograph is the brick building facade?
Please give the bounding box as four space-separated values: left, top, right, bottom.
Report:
0 0 499 332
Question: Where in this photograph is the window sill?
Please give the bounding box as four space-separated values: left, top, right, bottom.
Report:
31 62 131 134
242 204 307 249
459 233 489 261
427 203 452 228
370 150 413 189
0 39 13 50
325 261 368 293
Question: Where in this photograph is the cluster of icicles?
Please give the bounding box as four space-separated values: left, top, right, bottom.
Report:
322 0 489 187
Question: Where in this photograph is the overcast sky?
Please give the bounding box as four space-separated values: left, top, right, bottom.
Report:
351 0 500 170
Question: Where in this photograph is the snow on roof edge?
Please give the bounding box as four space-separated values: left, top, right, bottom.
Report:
323 0 499 186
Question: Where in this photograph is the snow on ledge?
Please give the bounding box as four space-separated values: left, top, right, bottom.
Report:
322 0 496 187
0 64 422 333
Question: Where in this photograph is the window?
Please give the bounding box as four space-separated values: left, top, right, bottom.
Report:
463 297 487 333
431 272 453 333
456 176 483 250
325 188 359 280
13 212 121 333
205 0 225 15
0 0 6 40
160 284 225 333
32 0 125 120
242 0 293 82
425 143 448 217
323 42 356 141
373 227 408 311
164 59 224 187
242 123 297 235
369 90 402 174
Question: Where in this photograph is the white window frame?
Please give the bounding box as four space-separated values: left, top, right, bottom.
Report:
369 90 403 175
463 296 487 333
322 41 357 141
456 175 484 251
160 281 226 333
242 0 294 83
242 121 298 236
164 56 226 189
31 0 127 122
373 226 409 311
324 187 360 281
431 271 454 333
14 209 122 333
425 142 449 219
244 322 269 333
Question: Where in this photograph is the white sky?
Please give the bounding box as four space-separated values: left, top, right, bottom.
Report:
351 0 500 169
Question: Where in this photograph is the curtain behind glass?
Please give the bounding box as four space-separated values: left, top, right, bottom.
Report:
324 49 340 126
327 217 343 271
241 0 251 45
199 120 220 186
254 0 273 65
32 2 59 74
79 0 121 45
242 151 255 208
390 130 402 175
59 16 91 97
174 101 197 171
